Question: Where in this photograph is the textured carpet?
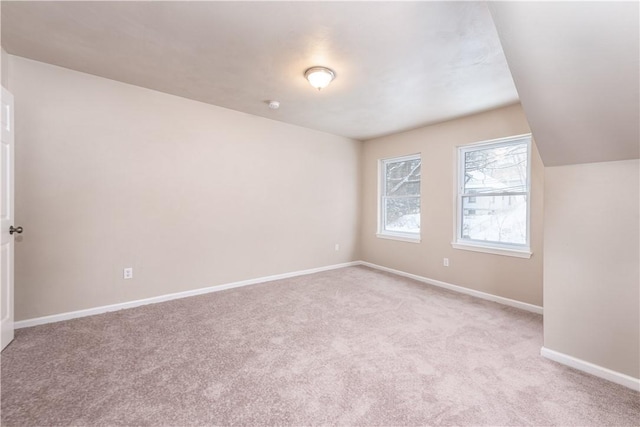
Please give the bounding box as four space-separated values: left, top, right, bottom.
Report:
1 266 638 426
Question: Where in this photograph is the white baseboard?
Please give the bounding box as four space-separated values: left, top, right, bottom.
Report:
15 260 542 329
359 261 543 314
541 347 640 392
15 261 360 329
18 260 637 392
361 262 640 391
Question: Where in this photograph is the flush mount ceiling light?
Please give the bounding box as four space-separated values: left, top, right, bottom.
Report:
304 66 336 90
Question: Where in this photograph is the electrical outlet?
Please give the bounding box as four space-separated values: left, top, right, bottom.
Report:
335 244 340 251
123 267 133 279
443 258 449 267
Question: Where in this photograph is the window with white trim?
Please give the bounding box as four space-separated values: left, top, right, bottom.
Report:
454 135 531 256
378 154 421 242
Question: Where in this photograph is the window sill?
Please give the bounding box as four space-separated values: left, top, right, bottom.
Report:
377 233 421 244
451 242 531 259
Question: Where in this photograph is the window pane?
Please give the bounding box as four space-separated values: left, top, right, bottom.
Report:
464 142 527 194
461 195 527 245
385 197 420 233
386 159 421 196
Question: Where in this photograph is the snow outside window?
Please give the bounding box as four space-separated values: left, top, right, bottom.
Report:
454 135 531 257
378 154 421 242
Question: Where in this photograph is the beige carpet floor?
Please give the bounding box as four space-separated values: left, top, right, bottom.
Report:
1 266 638 426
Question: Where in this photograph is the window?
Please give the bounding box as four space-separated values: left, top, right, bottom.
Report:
378 154 421 242
453 135 531 258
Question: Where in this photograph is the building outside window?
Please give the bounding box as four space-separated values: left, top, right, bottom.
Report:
454 135 531 257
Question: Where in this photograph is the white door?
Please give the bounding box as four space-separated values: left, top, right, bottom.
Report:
1 86 17 351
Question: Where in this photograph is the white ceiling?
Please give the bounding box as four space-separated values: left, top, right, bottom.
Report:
1 1 519 141
489 2 639 166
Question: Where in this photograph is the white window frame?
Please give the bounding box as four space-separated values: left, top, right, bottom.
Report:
452 134 532 258
377 153 421 243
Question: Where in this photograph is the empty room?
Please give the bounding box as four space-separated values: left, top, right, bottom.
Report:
0 1 638 425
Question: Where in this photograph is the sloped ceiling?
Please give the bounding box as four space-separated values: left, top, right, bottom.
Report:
489 2 639 167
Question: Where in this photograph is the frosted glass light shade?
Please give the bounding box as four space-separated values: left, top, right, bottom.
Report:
304 67 336 90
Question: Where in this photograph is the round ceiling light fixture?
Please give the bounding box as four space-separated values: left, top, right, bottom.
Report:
304 66 336 90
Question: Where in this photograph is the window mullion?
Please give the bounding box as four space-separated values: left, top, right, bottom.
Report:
378 154 421 241
456 135 532 252
461 191 528 197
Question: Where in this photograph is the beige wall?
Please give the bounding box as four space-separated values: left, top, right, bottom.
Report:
1 48 8 88
543 159 639 378
360 104 544 306
9 55 361 320
0 0 5 88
